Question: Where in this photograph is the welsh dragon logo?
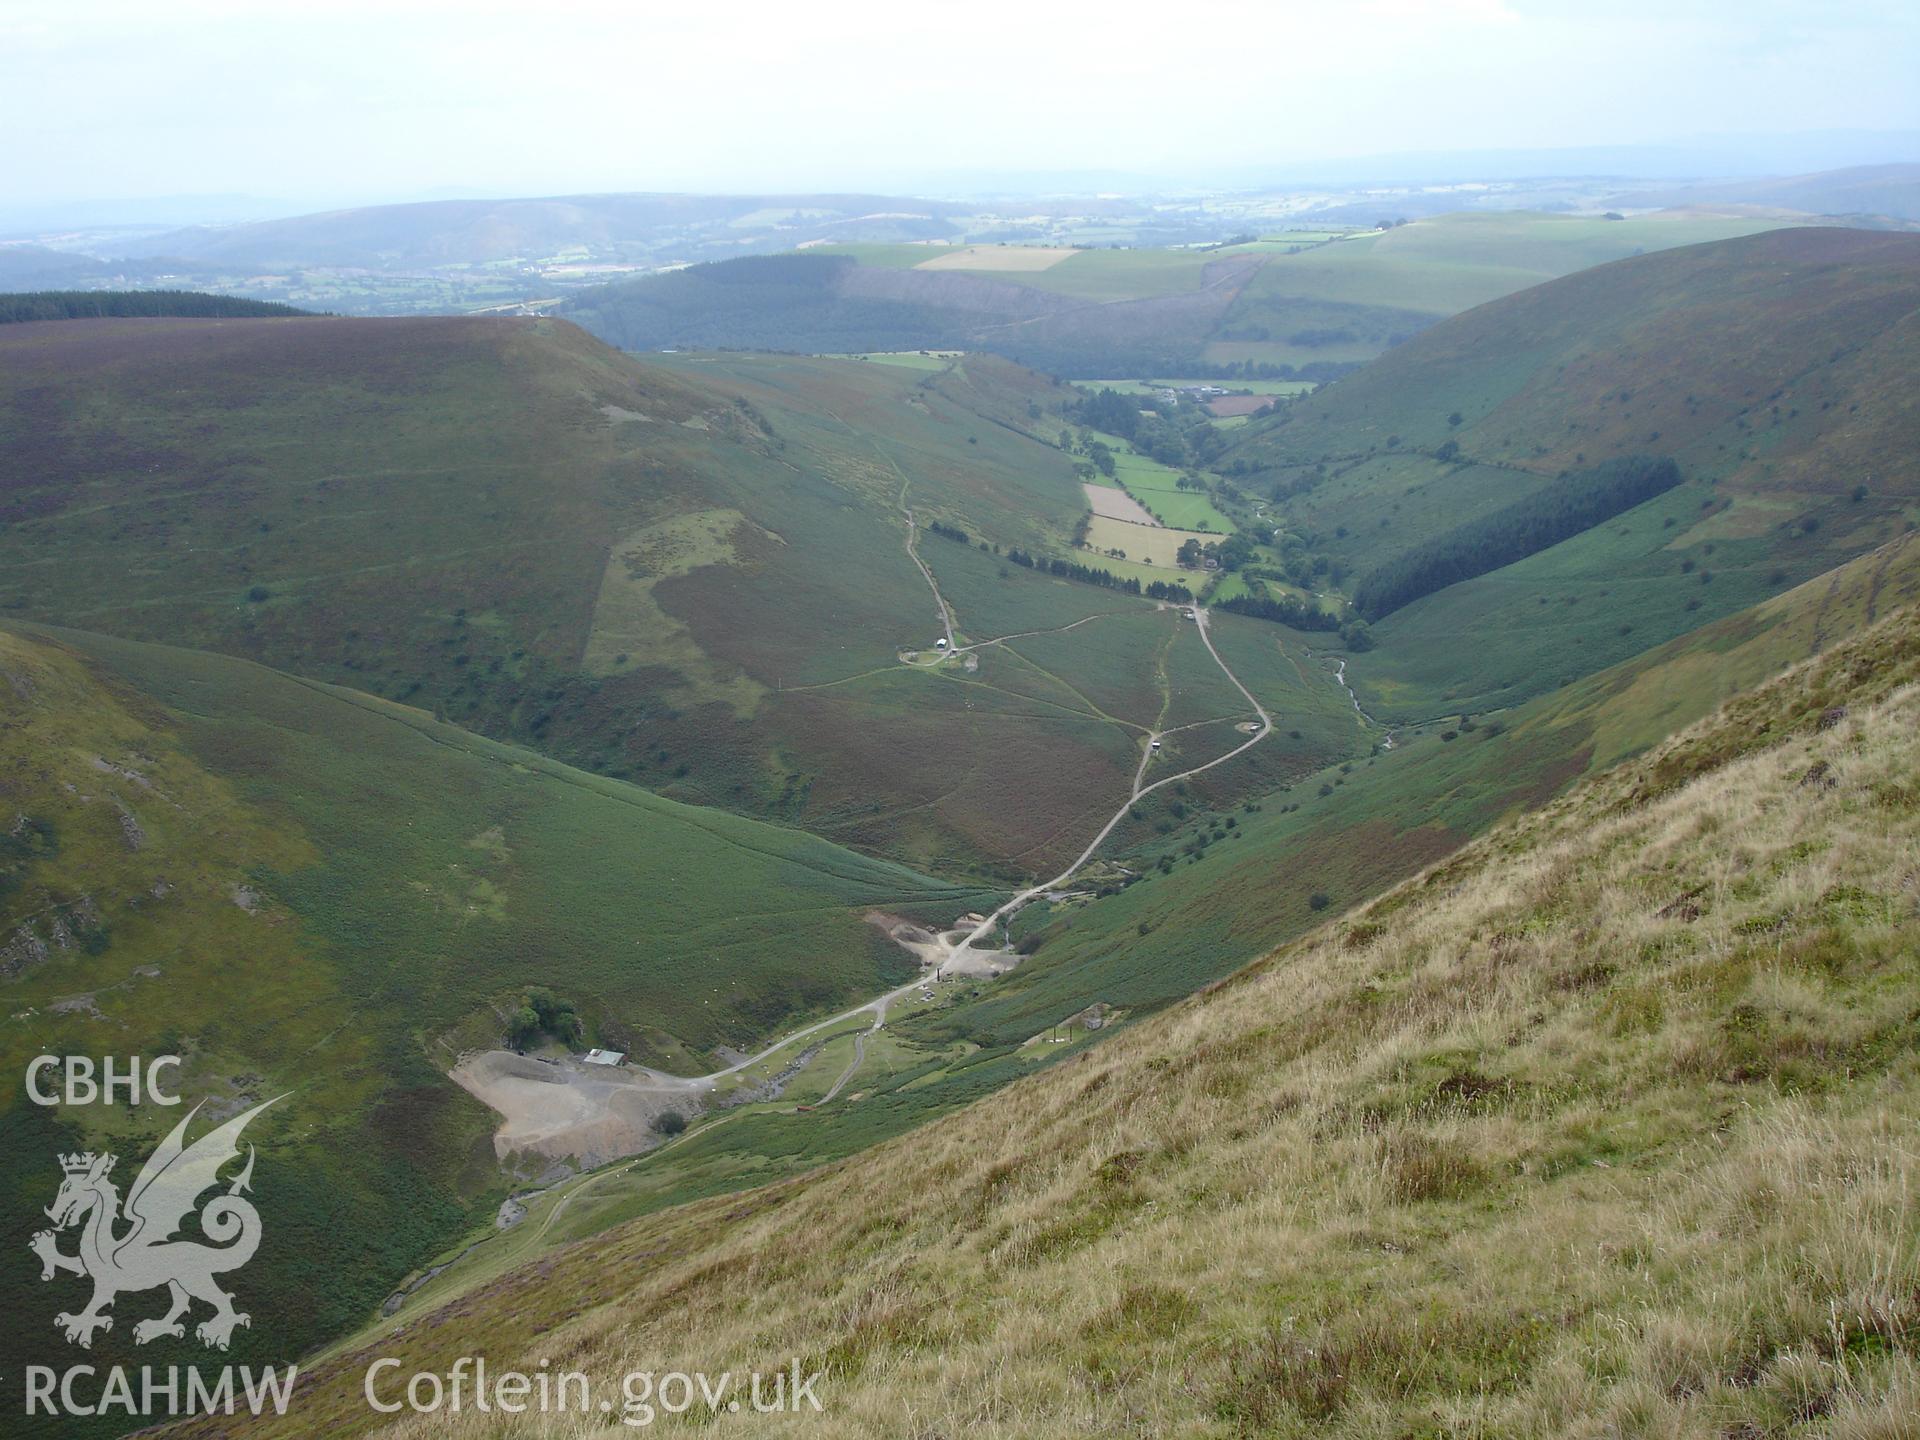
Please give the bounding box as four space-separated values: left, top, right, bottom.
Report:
30 1097 281 1351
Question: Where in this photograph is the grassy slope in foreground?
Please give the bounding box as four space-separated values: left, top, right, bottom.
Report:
197 596 1920 1439
1229 226 1920 720
0 623 989 1435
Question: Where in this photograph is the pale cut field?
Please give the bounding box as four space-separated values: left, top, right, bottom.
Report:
1081 480 1159 526
1084 511 1218 568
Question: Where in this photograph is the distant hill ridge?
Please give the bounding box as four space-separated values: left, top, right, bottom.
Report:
561 211 1797 377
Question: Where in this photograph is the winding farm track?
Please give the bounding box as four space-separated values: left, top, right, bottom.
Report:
664 610 1273 1090
641 402 1277 1094
946 606 1271 964
896 475 958 651
819 1031 869 1105
878 418 1275 965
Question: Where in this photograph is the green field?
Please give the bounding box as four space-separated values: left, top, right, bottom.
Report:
1189 211 1791 372
1085 429 1236 532
826 349 960 369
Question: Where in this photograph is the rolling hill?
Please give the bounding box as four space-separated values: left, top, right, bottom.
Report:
563 212 1796 377
222 534 1907 1362
111 192 973 270
1613 162 1920 225
1228 226 1920 721
184 584 1920 1439
0 316 1354 880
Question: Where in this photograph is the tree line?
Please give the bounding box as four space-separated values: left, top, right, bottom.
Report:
1351 455 1685 621
1005 548 1194 603
1213 592 1342 632
0 290 310 323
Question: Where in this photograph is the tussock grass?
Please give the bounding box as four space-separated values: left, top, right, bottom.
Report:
206 606 1920 1438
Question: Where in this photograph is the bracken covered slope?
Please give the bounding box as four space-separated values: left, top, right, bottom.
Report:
204 599 1920 1438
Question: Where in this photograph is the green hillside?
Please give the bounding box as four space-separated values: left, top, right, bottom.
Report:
563 212 1796 377
188 589 1920 1440
1228 227 1920 720
0 620 989 1432
1 316 1304 879
1206 211 1788 367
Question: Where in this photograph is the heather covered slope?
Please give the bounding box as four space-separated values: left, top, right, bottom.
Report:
199 599 1920 1439
0 316 1245 878
1229 227 1920 720
0 313 718 719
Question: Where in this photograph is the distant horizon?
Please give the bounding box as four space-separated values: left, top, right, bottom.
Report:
6 0 1916 221
3 131 1917 237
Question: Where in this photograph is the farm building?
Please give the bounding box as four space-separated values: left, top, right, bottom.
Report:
581 1048 625 1067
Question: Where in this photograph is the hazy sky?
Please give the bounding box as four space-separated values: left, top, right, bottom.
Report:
5 0 1917 209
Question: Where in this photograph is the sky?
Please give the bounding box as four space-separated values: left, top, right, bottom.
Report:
3 0 1918 213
